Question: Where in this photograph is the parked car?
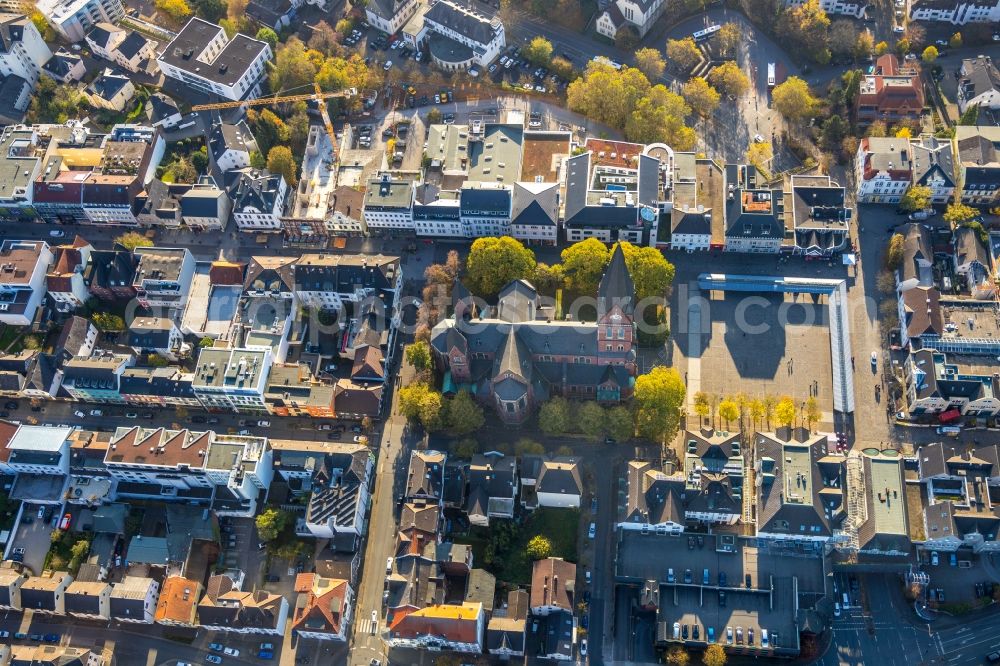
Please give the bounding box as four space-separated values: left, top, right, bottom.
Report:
208 644 224 652
588 522 596 539
42 634 58 643
89 409 103 416
73 410 85 418
205 657 222 665
931 551 939 566
580 639 588 656
222 648 239 657
48 229 65 237
258 420 270 427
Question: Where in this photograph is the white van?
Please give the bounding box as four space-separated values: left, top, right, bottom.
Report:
842 592 850 607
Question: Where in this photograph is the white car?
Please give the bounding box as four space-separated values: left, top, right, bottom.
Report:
588 522 596 539
383 60 393 71
870 351 877 365
74 411 85 418
48 229 65 237
372 609 378 623
257 420 270 427
89 409 103 416
222 647 239 657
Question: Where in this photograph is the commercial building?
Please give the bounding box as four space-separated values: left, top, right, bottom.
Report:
132 246 195 311
0 239 53 326
192 346 272 413
955 126 1000 206
855 55 925 123
228 169 287 231
855 136 913 204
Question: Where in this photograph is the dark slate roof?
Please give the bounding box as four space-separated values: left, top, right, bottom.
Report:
563 152 590 221
307 447 370 530
493 328 532 389
597 244 634 314
85 22 118 50
229 169 284 214
424 0 500 46
670 209 712 235
120 367 196 399
56 316 94 361
84 249 139 293
954 226 989 269
209 121 257 162
496 280 537 323
912 136 955 189
42 48 85 80
86 69 131 102
725 189 784 239
159 18 271 87
511 200 556 227
117 31 151 60
459 187 511 216
180 187 225 217
536 458 582 496
406 450 446 502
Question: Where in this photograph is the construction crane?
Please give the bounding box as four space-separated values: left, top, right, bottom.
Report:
189 86 358 112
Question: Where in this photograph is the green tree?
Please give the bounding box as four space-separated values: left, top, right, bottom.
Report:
775 396 796 428
772 77 819 121
113 231 154 251
702 643 728 666
921 45 938 63
514 438 545 455
625 84 695 148
578 401 607 438
199 337 214 348
749 399 766 429
899 185 932 212
896 38 911 56
718 399 739 429
717 22 741 57
633 367 686 443
666 646 690 665
567 63 652 130
693 391 710 420
777 0 831 64
539 397 573 436
255 27 279 49
427 108 443 124
167 156 197 183
445 389 485 435
943 202 978 226
399 383 444 430
949 32 962 49
829 19 859 61
465 236 535 297
270 38 317 93
248 108 290 155
614 25 640 50
560 238 610 295
255 508 288 541
618 242 675 301
146 354 170 368
453 438 478 459
875 40 889 56
886 233 905 270
746 141 773 172
958 104 980 126
821 116 848 151
192 0 226 21
308 21 339 54
634 48 666 80
405 341 432 371
526 535 552 560
708 61 750 97
26 77 81 124
665 37 701 72
266 146 297 187
156 0 192 23
532 263 565 296
805 395 822 429
682 77 721 118
91 312 125 332
190 148 208 174
524 36 553 66
606 406 633 441
854 30 875 60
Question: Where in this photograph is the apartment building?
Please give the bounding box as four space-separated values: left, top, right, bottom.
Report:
36 0 125 42
293 253 401 313
955 126 1000 206
0 126 50 219
365 0 419 34
855 137 913 203
110 576 160 623
46 236 93 312
855 55 925 123
132 247 195 311
0 13 53 85
157 18 272 102
909 0 1000 24
228 169 287 231
0 239 53 326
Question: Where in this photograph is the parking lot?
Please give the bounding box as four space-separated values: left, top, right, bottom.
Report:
9 504 57 575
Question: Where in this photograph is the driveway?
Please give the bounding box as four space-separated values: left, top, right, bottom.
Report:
10 506 56 576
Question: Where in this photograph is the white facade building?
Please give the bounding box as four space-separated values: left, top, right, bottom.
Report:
36 0 124 42
0 240 53 327
855 137 913 203
157 18 272 102
909 0 1000 24
0 14 53 85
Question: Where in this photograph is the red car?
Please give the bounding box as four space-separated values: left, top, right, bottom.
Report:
59 513 71 530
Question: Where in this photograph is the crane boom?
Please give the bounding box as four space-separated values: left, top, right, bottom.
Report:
190 87 358 112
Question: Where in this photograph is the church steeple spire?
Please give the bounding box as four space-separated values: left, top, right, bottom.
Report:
598 244 635 318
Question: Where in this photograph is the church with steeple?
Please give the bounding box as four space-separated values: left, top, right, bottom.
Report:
430 245 638 424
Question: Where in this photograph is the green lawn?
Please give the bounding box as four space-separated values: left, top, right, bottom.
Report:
455 508 581 585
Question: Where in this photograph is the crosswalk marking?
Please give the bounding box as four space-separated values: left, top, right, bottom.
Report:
356 618 379 635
